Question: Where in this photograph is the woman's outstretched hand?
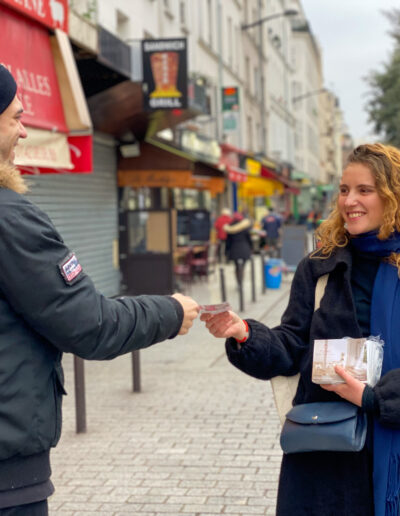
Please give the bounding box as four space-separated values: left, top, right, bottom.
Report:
321 366 366 407
200 310 247 341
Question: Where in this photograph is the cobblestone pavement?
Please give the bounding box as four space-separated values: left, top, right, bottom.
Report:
49 259 293 515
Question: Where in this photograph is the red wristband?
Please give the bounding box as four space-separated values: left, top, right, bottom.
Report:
235 319 249 343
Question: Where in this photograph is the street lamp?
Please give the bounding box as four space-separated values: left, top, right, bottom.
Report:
241 9 299 31
292 88 327 103
241 8 298 158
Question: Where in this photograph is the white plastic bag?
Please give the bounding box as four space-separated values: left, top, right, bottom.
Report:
365 335 384 387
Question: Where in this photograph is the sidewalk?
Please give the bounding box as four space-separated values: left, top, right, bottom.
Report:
49 258 293 516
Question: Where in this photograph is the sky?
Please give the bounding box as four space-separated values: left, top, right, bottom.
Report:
301 0 399 144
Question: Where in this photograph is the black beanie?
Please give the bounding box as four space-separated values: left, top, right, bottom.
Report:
0 65 17 115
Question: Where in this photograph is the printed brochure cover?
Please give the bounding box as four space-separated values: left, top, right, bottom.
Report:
312 337 367 384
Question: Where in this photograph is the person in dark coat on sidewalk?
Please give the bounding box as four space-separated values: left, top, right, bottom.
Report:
261 207 281 257
201 143 400 516
224 212 252 286
214 208 232 263
0 64 199 515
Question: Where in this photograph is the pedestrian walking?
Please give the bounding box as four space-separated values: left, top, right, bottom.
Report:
224 212 252 287
261 207 281 257
201 142 400 516
0 64 199 515
214 208 231 263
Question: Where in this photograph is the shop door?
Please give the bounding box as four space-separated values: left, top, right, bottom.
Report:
119 209 174 295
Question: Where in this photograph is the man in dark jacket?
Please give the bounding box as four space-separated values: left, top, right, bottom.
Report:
0 64 199 515
261 208 281 257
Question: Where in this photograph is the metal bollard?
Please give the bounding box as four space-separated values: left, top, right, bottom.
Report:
73 356 87 433
250 255 256 302
132 350 141 392
219 266 227 302
238 260 244 312
260 250 266 294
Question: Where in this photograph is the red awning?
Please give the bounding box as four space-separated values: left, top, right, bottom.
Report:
18 133 93 174
0 0 69 32
261 166 300 194
0 4 93 174
0 4 68 133
227 165 247 183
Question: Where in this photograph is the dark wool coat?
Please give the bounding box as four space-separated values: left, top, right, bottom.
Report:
226 245 400 516
224 218 253 261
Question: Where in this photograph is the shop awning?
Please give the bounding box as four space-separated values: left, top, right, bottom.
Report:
227 165 247 182
15 127 72 169
219 142 248 183
261 166 300 194
117 169 224 195
239 176 284 197
118 141 225 195
0 4 92 173
292 169 312 186
17 132 93 174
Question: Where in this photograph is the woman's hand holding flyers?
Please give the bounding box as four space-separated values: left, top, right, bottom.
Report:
200 310 248 341
321 366 366 407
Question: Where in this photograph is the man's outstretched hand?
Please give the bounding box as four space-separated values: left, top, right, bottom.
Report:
172 293 200 335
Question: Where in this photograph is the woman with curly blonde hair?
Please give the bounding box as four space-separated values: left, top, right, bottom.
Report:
202 143 400 516
316 143 400 271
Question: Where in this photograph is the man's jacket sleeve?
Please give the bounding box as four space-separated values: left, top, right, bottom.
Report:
0 199 182 360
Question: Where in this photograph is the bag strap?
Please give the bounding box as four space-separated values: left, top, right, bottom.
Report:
271 272 329 426
314 273 329 311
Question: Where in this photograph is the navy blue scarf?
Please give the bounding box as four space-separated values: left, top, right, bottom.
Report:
351 230 400 516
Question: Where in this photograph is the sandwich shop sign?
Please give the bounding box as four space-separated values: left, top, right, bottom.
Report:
0 0 69 33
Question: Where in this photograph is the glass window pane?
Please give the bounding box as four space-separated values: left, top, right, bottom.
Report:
127 211 170 254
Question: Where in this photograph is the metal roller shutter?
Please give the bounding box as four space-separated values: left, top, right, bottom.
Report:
26 135 120 297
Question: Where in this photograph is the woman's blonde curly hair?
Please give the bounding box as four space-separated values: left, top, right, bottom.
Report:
314 143 400 271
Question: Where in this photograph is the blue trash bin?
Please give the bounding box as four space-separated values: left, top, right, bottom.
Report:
265 258 282 289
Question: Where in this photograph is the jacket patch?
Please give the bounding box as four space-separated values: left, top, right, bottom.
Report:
59 252 83 285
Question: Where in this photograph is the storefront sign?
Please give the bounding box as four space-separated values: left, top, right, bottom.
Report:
222 86 239 112
223 112 238 132
142 38 188 110
0 0 68 32
0 4 68 133
15 127 72 169
17 132 93 174
227 166 247 183
239 176 284 197
245 158 261 177
190 176 225 195
118 169 193 189
67 134 93 173
181 130 221 164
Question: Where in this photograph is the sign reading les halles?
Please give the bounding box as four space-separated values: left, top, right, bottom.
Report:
0 4 68 133
0 0 68 32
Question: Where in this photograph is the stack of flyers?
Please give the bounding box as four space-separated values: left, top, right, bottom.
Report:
199 302 232 315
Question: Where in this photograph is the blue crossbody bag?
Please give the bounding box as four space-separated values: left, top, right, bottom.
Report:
279 274 368 454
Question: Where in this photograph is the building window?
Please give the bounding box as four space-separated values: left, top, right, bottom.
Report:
179 1 186 25
245 56 251 93
243 0 248 24
235 26 240 73
247 115 253 151
256 123 261 152
207 0 213 47
254 66 259 99
228 17 233 65
116 9 129 40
